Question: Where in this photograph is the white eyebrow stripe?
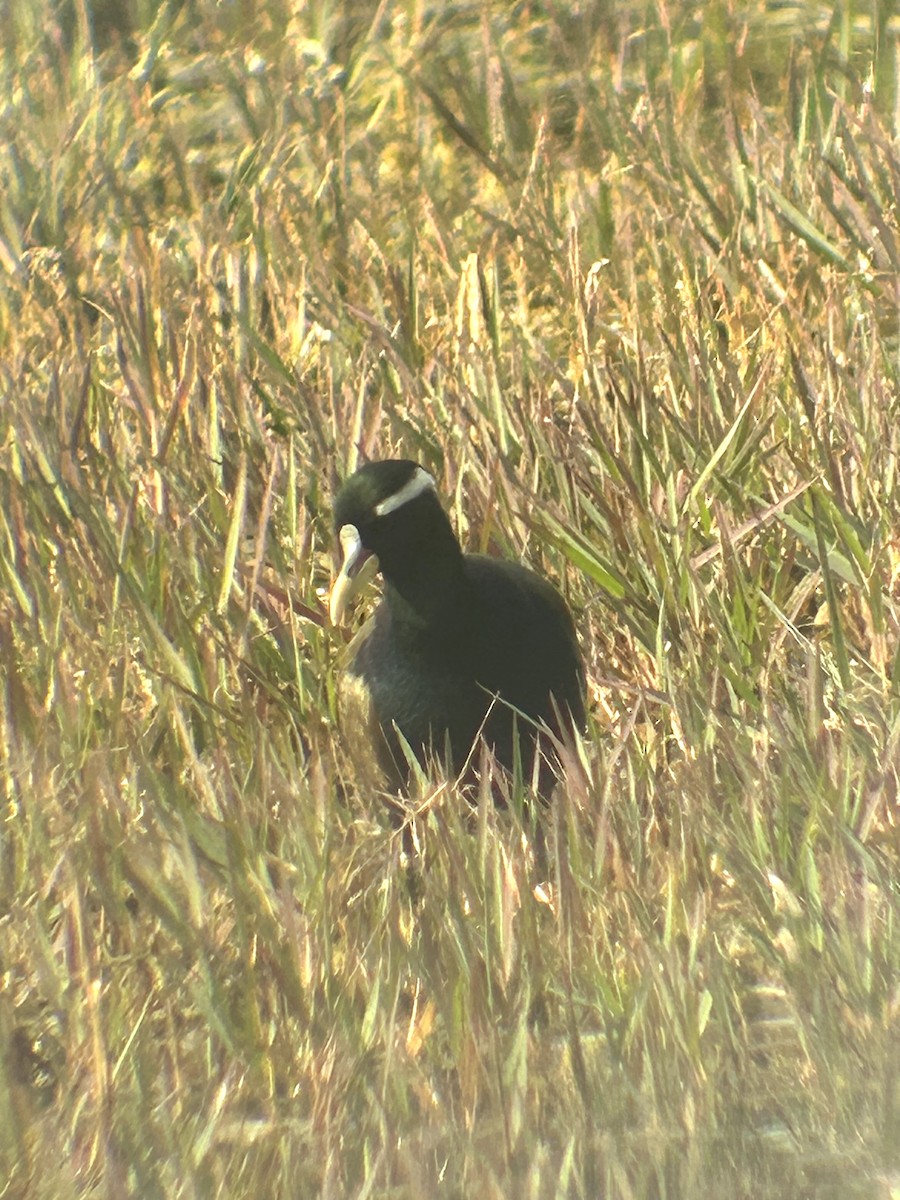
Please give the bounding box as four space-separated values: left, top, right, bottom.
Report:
374 467 436 517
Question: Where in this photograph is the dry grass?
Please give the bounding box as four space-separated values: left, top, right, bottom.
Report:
1 1 899 1196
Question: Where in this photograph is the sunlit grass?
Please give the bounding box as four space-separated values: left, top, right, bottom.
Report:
0 1 898 1196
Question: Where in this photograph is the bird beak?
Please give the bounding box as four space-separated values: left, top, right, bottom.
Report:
330 524 379 625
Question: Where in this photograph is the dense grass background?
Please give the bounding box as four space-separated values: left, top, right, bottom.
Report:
1 1 899 1196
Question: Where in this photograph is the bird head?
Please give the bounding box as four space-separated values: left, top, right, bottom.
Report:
330 459 450 624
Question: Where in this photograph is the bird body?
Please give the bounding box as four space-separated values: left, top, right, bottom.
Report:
330 461 585 794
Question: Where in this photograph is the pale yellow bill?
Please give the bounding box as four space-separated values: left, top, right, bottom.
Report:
329 524 380 625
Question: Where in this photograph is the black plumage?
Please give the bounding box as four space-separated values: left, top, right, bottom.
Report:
330 460 585 796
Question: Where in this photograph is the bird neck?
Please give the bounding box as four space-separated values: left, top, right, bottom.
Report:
381 517 469 631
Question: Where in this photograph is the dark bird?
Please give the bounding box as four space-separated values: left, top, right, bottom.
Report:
330 460 585 798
